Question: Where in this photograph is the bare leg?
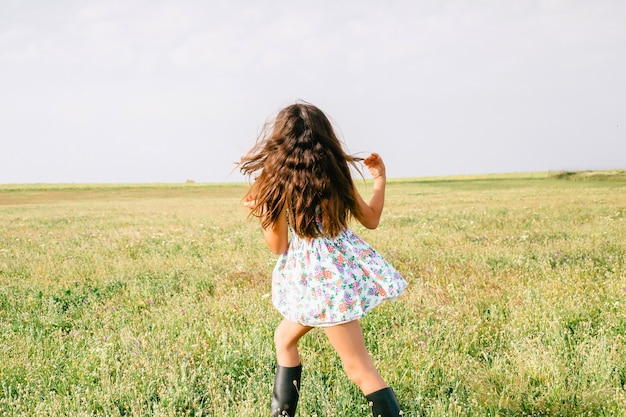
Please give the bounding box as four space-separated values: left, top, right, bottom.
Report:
323 320 388 395
274 319 313 367
271 319 312 416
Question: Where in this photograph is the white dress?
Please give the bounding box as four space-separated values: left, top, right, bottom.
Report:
272 223 407 327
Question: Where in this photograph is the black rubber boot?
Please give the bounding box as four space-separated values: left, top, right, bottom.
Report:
270 364 302 417
366 387 402 417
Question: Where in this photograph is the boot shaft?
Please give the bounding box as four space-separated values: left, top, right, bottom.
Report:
271 364 302 417
365 387 403 417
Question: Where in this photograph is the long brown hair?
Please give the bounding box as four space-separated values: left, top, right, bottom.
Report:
239 102 363 238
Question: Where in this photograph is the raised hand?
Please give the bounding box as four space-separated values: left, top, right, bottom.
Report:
363 153 386 180
243 194 257 209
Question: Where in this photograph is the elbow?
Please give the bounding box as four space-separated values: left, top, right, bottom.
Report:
265 237 289 255
363 220 380 230
262 223 289 255
358 211 381 229
269 243 288 255
359 216 380 229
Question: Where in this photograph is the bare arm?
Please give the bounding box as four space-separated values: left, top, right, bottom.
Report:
262 207 289 254
244 196 289 254
355 153 387 229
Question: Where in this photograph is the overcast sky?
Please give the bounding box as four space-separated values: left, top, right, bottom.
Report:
1 0 625 183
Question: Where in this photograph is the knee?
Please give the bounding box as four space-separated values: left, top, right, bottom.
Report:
343 362 377 387
273 326 284 349
274 325 295 351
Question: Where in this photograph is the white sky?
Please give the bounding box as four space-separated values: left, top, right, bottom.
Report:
1 0 625 183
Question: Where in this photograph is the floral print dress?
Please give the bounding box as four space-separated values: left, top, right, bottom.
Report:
272 222 407 327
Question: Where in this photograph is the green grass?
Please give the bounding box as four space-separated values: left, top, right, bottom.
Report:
1 172 625 416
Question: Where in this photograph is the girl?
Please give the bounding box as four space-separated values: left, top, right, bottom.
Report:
239 102 407 417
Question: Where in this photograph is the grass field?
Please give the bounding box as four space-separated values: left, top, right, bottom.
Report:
1 171 625 416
